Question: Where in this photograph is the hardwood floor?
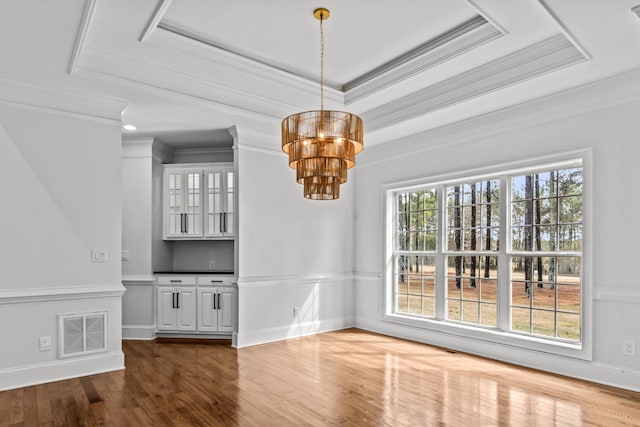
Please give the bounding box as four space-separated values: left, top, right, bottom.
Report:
1 328 639 426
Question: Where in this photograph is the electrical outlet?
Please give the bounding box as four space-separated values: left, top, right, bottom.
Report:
623 340 636 356
39 336 52 351
209 259 216 270
91 248 108 262
121 250 129 261
293 306 300 318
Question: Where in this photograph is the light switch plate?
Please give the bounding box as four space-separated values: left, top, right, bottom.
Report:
92 248 108 262
39 336 52 351
121 250 129 261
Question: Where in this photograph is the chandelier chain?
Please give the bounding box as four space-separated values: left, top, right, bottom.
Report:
320 13 324 112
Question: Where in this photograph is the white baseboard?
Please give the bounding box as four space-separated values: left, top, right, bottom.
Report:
235 316 355 348
122 325 156 340
355 316 640 393
0 351 125 392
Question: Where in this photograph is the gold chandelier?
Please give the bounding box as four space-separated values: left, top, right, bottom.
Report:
281 8 364 200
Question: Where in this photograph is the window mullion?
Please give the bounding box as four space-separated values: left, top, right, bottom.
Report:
498 175 510 332
435 184 447 320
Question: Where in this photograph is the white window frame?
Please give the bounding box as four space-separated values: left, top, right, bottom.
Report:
382 150 592 360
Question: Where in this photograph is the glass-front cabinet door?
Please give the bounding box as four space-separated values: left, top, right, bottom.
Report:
163 168 203 239
204 167 235 238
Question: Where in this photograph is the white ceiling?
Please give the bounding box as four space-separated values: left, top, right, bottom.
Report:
159 0 478 88
2 0 640 149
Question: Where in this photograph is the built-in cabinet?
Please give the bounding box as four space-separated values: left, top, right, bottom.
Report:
197 283 234 332
163 163 235 240
156 275 235 335
157 286 197 331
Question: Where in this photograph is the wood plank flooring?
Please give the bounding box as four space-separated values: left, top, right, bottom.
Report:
1 328 639 426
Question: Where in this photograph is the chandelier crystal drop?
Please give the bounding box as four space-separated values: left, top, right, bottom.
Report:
281 8 364 200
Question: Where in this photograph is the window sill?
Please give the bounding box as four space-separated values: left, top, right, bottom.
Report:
383 312 591 361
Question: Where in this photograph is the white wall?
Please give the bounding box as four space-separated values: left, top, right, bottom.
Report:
152 155 172 272
234 136 355 347
0 86 126 390
121 138 172 340
122 141 153 277
353 70 640 391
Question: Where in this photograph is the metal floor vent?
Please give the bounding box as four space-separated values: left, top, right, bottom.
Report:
58 311 108 358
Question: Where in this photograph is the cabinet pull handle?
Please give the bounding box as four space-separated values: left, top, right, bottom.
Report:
219 213 222 233
176 292 180 309
216 293 220 310
180 213 184 233
170 280 182 283
172 292 175 309
212 293 216 310
224 212 228 232
184 214 188 234
210 280 223 283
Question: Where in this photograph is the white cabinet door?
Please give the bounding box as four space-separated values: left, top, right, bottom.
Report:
176 287 196 331
224 169 235 237
204 167 235 238
197 288 218 332
197 286 234 332
163 168 204 239
157 287 176 330
217 287 234 332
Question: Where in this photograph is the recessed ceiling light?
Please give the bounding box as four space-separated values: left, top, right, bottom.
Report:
123 124 137 131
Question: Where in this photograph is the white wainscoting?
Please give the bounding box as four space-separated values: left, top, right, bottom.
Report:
234 273 355 348
122 276 156 340
354 276 640 392
0 285 125 392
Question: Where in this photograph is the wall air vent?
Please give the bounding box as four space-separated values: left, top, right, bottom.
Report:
58 311 108 358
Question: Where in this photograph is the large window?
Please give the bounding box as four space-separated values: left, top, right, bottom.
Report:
386 159 586 353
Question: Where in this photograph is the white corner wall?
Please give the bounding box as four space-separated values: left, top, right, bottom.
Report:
0 83 127 391
121 138 168 340
234 135 355 347
353 70 640 392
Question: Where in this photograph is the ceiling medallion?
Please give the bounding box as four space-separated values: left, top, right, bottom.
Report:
281 8 364 200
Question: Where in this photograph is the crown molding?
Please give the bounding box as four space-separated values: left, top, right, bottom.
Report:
149 25 344 105
344 16 503 104
0 75 127 124
174 147 233 156
139 0 173 43
122 137 154 158
237 143 285 158
359 68 640 168
362 33 587 132
76 64 277 126
235 128 284 157
67 0 97 75
465 0 508 35
78 46 293 122
536 0 591 60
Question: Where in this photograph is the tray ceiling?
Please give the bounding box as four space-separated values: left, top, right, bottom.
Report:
2 0 640 148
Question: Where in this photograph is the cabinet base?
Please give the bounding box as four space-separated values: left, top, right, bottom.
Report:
155 332 233 342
